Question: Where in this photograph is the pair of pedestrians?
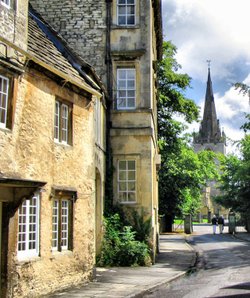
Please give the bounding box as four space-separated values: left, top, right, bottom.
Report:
212 215 225 234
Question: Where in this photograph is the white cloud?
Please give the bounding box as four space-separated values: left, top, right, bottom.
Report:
162 0 250 80
162 0 250 149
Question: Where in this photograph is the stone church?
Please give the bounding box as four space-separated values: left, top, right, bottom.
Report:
193 66 226 220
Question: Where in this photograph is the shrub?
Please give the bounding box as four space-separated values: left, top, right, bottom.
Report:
97 214 151 267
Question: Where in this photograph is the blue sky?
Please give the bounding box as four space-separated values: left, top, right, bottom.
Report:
162 0 250 153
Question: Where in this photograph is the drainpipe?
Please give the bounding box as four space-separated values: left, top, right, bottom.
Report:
105 0 113 213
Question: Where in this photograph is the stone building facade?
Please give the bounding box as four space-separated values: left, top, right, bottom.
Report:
0 1 106 297
30 0 163 258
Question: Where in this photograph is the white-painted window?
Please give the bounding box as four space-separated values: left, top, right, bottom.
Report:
54 100 72 145
17 194 40 259
117 0 135 26
0 75 9 129
1 0 10 8
118 160 136 202
117 68 136 109
52 199 72 251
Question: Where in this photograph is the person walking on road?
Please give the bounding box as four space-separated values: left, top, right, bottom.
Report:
218 215 225 234
212 215 218 234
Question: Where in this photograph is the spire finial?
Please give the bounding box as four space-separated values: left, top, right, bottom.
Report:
207 59 211 69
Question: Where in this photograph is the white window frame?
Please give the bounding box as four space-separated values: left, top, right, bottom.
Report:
52 199 71 251
17 194 40 260
118 160 136 203
0 75 9 129
117 0 136 26
54 100 71 145
117 68 136 110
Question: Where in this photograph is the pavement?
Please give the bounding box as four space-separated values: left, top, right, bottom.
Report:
47 227 250 298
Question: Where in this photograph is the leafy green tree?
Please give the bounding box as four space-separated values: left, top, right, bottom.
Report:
157 41 218 231
215 135 250 229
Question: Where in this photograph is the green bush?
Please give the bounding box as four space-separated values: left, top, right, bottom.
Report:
97 214 151 267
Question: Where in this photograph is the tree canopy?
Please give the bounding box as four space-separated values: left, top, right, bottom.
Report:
157 41 218 229
215 135 250 218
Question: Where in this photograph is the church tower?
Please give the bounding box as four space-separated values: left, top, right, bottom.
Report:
193 65 227 220
193 66 226 154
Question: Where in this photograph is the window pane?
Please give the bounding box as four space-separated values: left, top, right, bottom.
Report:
128 193 135 202
119 192 127 201
118 69 126 79
127 16 135 25
127 90 135 97
61 104 68 143
118 16 126 25
52 200 59 249
118 6 126 14
61 200 69 249
128 160 135 169
119 160 126 170
128 182 135 191
127 80 135 88
0 76 9 127
127 6 135 15
117 69 135 109
119 182 127 191
118 160 136 202
119 171 126 180
54 101 60 141
127 69 135 79
17 195 39 257
128 171 135 180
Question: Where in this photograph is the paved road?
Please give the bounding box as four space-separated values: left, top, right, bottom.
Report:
143 224 250 298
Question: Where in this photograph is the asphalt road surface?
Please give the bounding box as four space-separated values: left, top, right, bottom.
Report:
143 224 250 298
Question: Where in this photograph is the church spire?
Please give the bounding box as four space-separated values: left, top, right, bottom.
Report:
194 64 224 144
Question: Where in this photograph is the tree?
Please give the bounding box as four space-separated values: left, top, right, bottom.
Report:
157 41 218 231
234 83 250 132
215 135 250 230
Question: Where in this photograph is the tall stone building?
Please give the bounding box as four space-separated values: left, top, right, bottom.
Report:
30 0 163 256
193 66 226 219
0 1 106 296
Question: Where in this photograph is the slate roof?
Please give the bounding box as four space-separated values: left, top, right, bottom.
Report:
27 7 102 94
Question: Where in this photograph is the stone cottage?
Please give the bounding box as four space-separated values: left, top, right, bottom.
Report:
0 0 106 296
30 0 163 259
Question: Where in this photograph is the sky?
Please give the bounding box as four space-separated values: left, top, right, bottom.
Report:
162 0 250 153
